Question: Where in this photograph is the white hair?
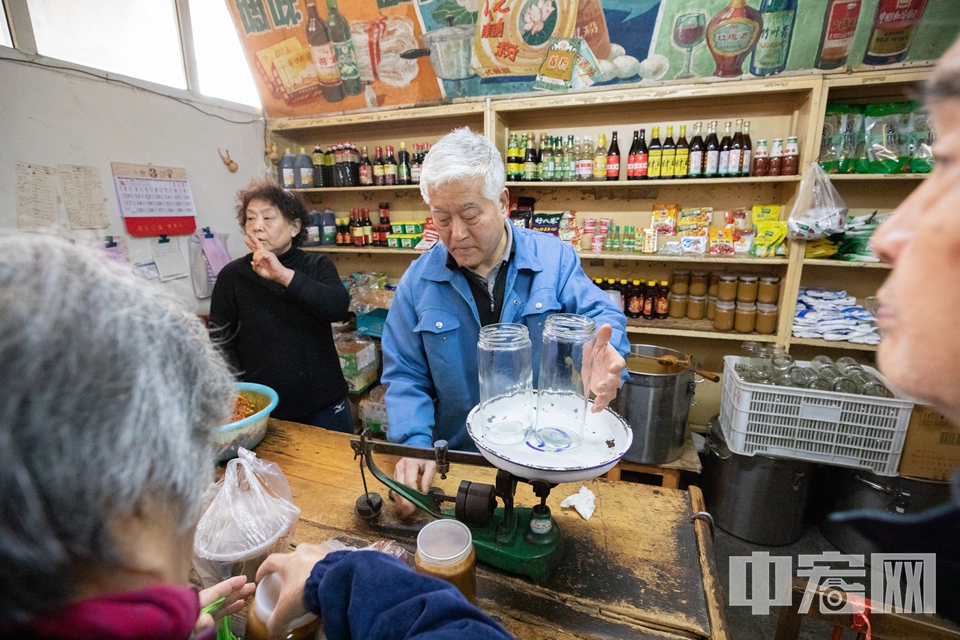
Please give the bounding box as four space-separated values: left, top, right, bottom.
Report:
419 127 506 204
0 234 235 625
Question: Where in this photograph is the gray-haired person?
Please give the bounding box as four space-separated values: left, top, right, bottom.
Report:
0 235 514 640
379 128 631 517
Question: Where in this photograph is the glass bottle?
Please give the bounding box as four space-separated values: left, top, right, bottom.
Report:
704 121 720 177
359 146 373 186
729 119 744 177
523 132 539 181
411 144 423 184
741 121 753 176
536 132 547 180
506 133 521 182
593 134 608 181
768 138 783 176
372 146 385 186
564 134 577 181
648 126 663 179
305 1 345 103
688 122 705 177
397 142 411 185
477 323 534 445
718 121 733 177
706 0 763 77
542 136 556 182
627 130 639 180
383 145 398 186
674 125 689 178
782 136 799 175
753 138 770 175
606 131 621 181
322 145 335 186
642 280 657 319
750 0 797 77
636 128 649 180
326 0 362 95
534 314 596 452
816 0 862 70
661 126 676 179
311 144 324 187
579 136 595 181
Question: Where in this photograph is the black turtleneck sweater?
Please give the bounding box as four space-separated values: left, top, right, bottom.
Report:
210 247 350 421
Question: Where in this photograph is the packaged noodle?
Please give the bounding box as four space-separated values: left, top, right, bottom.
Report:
651 203 678 235
819 104 846 173
863 102 913 173
840 105 865 174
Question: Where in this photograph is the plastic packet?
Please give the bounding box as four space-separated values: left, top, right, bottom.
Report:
651 203 678 235
863 102 913 173
841 105 865 174
193 448 301 588
909 106 934 174
752 221 787 258
819 104 846 173
787 163 848 240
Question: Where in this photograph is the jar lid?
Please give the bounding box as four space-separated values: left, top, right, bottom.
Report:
719 274 738 282
672 269 690 275
738 275 759 282
716 300 736 309
688 295 707 301
759 276 780 284
417 519 473 567
736 302 757 310
691 270 709 277
707 296 718 302
757 303 778 311
668 292 688 299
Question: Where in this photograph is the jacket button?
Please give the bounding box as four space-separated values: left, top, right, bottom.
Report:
535 302 543 310
436 321 443 329
538 322 542 326
513 300 518 305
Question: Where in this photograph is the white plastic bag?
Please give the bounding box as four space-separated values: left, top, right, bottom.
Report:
192 448 301 587
788 163 849 240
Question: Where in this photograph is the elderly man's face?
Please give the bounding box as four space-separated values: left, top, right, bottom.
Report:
426 179 510 274
872 43 960 423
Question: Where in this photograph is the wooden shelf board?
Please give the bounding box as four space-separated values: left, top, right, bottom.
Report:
270 102 485 132
584 252 788 265
293 185 421 194
790 337 879 352
303 246 420 255
626 317 778 342
827 174 926 181
802 259 891 269
509 176 802 187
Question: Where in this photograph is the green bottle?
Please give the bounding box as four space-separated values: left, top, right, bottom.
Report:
325 0 361 96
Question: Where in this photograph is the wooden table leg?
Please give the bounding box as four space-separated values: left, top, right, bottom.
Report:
603 464 621 482
690 485 731 640
662 468 681 489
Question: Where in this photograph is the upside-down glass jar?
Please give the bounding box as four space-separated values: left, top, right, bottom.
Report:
478 323 534 446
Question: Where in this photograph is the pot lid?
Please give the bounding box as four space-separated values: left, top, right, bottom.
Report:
421 24 475 45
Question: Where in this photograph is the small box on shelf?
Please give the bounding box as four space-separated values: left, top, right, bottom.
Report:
357 308 389 338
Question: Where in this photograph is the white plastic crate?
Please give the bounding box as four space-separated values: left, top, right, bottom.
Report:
719 356 914 475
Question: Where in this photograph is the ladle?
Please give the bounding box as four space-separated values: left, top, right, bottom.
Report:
629 353 720 382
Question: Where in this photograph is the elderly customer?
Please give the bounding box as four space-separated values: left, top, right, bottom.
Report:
211 179 352 432
381 128 629 517
829 36 960 625
0 235 513 640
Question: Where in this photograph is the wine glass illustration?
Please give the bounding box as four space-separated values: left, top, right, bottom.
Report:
673 12 706 80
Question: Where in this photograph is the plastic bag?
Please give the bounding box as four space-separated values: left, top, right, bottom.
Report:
193 448 301 588
788 163 849 240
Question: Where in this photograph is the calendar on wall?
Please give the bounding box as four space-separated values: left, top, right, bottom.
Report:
111 162 197 237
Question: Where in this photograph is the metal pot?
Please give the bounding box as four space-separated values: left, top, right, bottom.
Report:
400 23 475 80
614 344 696 465
819 468 952 562
702 418 816 545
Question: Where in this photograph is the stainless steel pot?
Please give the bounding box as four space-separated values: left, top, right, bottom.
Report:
400 23 475 80
614 344 696 465
819 468 952 563
702 417 816 545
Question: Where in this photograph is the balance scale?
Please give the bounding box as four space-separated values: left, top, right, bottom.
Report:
350 393 633 583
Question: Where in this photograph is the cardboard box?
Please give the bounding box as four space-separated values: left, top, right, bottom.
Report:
345 362 378 394
357 308 388 338
336 339 377 377
897 405 960 481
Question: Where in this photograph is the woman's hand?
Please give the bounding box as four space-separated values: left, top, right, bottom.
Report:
195 575 256 632
245 236 295 287
256 543 335 637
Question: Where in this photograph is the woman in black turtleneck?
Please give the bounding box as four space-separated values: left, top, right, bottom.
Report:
210 180 352 431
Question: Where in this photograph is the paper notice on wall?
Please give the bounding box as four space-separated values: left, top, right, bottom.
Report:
100 236 129 264
134 261 160 281
58 164 108 229
150 239 189 282
16 162 60 233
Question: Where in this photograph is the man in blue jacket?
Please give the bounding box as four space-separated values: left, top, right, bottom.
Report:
381 128 629 517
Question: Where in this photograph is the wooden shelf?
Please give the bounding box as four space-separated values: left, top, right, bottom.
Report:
293 185 420 194
583 252 788 265
790 337 879 352
509 176 801 188
827 174 926 181
802 259 891 269
303 246 419 255
626 317 778 342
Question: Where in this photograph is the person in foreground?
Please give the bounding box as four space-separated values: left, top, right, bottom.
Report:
828 36 960 625
0 234 513 640
380 128 630 517
211 180 353 432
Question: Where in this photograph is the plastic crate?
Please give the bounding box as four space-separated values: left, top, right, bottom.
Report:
719 356 914 475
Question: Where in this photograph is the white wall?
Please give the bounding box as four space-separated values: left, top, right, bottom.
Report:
0 54 268 313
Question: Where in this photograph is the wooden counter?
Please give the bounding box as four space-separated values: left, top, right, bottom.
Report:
256 419 729 640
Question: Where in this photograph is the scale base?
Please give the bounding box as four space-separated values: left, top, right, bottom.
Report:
471 507 562 584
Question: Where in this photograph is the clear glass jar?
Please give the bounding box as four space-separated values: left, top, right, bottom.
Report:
671 269 690 295
834 356 861 372
755 303 778 335
810 355 834 371
534 314 596 451
708 272 721 297
734 302 757 333
848 369 891 397
689 271 709 297
706 296 718 321
737 275 759 303
771 353 795 372
717 274 739 302
668 292 688 319
247 572 322 640
416 519 477 603
713 300 736 331
478 324 533 445
686 294 707 320
806 374 833 391
757 276 781 304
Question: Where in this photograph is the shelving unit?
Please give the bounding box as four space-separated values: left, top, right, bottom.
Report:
274 69 931 383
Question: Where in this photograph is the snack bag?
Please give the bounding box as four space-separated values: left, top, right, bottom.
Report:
819 104 846 173
752 221 787 258
651 203 678 235
708 228 734 256
787 163 848 240
680 236 707 254
752 204 781 226
841 104 865 174
863 102 913 173
909 105 934 174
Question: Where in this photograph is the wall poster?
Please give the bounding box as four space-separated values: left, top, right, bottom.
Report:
224 0 959 119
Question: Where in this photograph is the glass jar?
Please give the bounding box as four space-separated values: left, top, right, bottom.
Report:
737 275 759 303
834 356 861 373
689 271 709 297
686 294 707 320
734 302 757 333
708 272 721 297
757 276 781 304
416 519 477 603
246 572 322 640
770 353 795 373
668 293 688 319
534 314 596 451
713 300 736 331
806 373 833 391
706 296 718 321
809 355 835 372
848 369 891 397
478 324 533 445
717 274 739 302
755 303 778 335
671 269 690 295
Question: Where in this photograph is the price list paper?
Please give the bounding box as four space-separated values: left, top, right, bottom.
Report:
16 162 60 233
58 164 108 230
111 162 197 237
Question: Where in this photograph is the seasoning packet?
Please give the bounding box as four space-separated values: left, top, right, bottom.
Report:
708 228 734 256
651 203 678 235
909 105 934 174
752 204 781 226
677 207 712 236
532 211 581 248
534 38 580 93
751 221 787 258
680 236 707 254
864 102 913 173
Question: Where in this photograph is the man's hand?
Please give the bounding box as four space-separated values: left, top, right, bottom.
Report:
245 236 294 286
584 323 625 412
256 543 335 637
194 575 255 632
390 457 437 518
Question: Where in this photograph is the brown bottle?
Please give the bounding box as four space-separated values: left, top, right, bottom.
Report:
655 281 670 319
373 146 385 186
642 280 656 320
383 145 398 186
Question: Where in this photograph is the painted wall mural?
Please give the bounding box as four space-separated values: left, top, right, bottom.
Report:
224 0 958 119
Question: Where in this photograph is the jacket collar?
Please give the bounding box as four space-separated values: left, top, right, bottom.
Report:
423 225 543 283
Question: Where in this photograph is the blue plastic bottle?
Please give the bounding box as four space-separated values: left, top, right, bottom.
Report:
278 148 296 188
296 147 314 189
320 208 337 245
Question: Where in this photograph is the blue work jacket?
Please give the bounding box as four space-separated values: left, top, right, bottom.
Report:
381 226 630 451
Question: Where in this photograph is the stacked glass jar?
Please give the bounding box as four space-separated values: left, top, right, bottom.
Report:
669 270 780 335
734 344 891 397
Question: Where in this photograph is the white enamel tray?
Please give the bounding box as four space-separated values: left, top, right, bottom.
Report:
465 393 633 483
